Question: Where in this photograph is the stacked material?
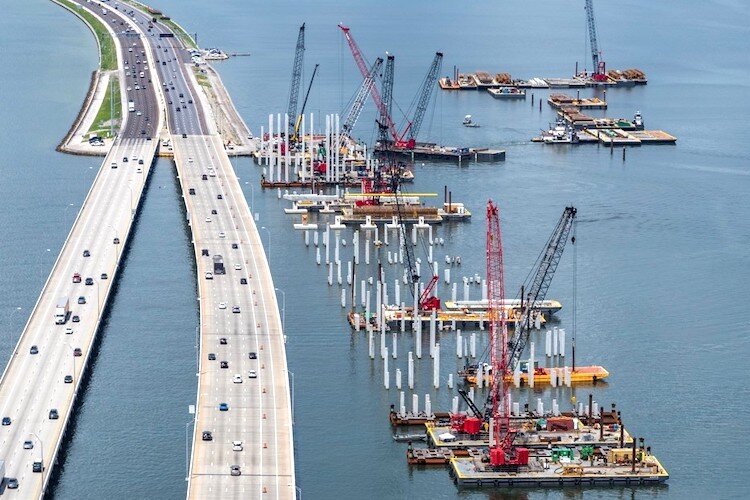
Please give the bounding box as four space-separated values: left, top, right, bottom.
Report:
494 73 512 84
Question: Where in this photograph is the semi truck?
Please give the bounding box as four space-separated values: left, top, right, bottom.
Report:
55 297 69 325
213 255 225 275
128 100 135 112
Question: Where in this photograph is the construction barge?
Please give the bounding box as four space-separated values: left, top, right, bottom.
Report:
449 450 668 488
375 143 505 163
548 93 607 110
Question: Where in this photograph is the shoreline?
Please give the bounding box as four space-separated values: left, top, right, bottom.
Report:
52 0 122 156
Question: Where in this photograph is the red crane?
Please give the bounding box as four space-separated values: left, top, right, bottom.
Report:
486 200 528 468
338 24 442 150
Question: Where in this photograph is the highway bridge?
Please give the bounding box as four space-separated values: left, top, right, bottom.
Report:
0 0 294 497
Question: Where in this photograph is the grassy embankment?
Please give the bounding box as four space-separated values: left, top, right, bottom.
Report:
88 77 121 139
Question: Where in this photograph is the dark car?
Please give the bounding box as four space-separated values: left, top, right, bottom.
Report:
202 249 209 256
176 107 180 112
231 243 238 249
141 129 146 135
7 478 18 489
240 278 247 285
220 361 228 369
248 352 257 360
101 273 108 280
78 296 86 304
232 306 240 314
2 417 11 426
138 159 144 165
85 277 94 285
73 348 82 357
188 99 193 104
179 93 184 98
123 157 128 163
49 409 59 420
219 337 227 345
182 133 187 139
32 462 43 473
207 353 216 361
30 345 38 355
83 250 91 257
202 174 208 180
202 431 213 441
113 237 120 244
211 209 217 215
64 375 73 384
189 188 196 195
72 315 80 323
219 403 228 411
217 194 223 200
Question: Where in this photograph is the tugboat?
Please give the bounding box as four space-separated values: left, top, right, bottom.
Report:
633 110 644 130
542 118 579 144
487 86 526 99
462 115 480 128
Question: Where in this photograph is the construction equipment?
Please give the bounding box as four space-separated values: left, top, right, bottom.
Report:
418 275 441 311
342 58 383 136
338 24 442 150
291 63 318 142
286 23 305 134
584 0 607 81
402 52 443 144
389 168 419 286
458 206 577 382
507 206 577 370
379 54 395 144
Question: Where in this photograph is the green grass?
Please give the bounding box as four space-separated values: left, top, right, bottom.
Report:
193 68 211 88
58 0 117 70
87 76 121 139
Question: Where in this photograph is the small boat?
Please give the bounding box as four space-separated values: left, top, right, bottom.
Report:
393 433 427 442
542 119 579 144
634 111 644 129
487 86 526 99
462 115 480 128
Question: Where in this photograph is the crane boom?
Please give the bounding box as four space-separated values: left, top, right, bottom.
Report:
584 0 599 71
508 206 577 370
343 58 383 135
338 24 399 143
406 52 443 143
286 23 305 134
292 63 319 141
486 200 511 455
379 54 395 144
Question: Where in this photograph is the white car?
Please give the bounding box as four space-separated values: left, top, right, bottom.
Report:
219 232 226 239
218 302 227 310
205 272 213 280
188 157 193 163
232 440 243 451
232 374 242 384
132 155 138 161
208 170 216 177
136 111 142 116
248 370 257 379
64 327 73 335
126 86 132 91
205 217 212 223
136 167 142 173
234 264 242 271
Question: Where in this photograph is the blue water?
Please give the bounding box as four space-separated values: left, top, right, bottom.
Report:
2 0 750 498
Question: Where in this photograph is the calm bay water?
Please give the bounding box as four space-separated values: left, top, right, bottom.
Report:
2 0 749 498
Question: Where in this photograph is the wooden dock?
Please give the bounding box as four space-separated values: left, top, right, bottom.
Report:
548 94 607 110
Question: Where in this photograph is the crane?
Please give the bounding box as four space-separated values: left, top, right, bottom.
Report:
584 0 607 81
292 63 319 143
379 54 395 144
338 25 442 149
402 52 443 145
457 206 576 387
342 58 383 135
286 23 305 134
507 206 576 370
486 201 529 467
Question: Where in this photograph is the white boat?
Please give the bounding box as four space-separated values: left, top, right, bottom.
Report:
542 119 579 144
462 115 480 127
634 111 644 129
487 86 526 99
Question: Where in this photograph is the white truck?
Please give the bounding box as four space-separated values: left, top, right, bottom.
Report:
55 297 69 325
128 100 135 113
